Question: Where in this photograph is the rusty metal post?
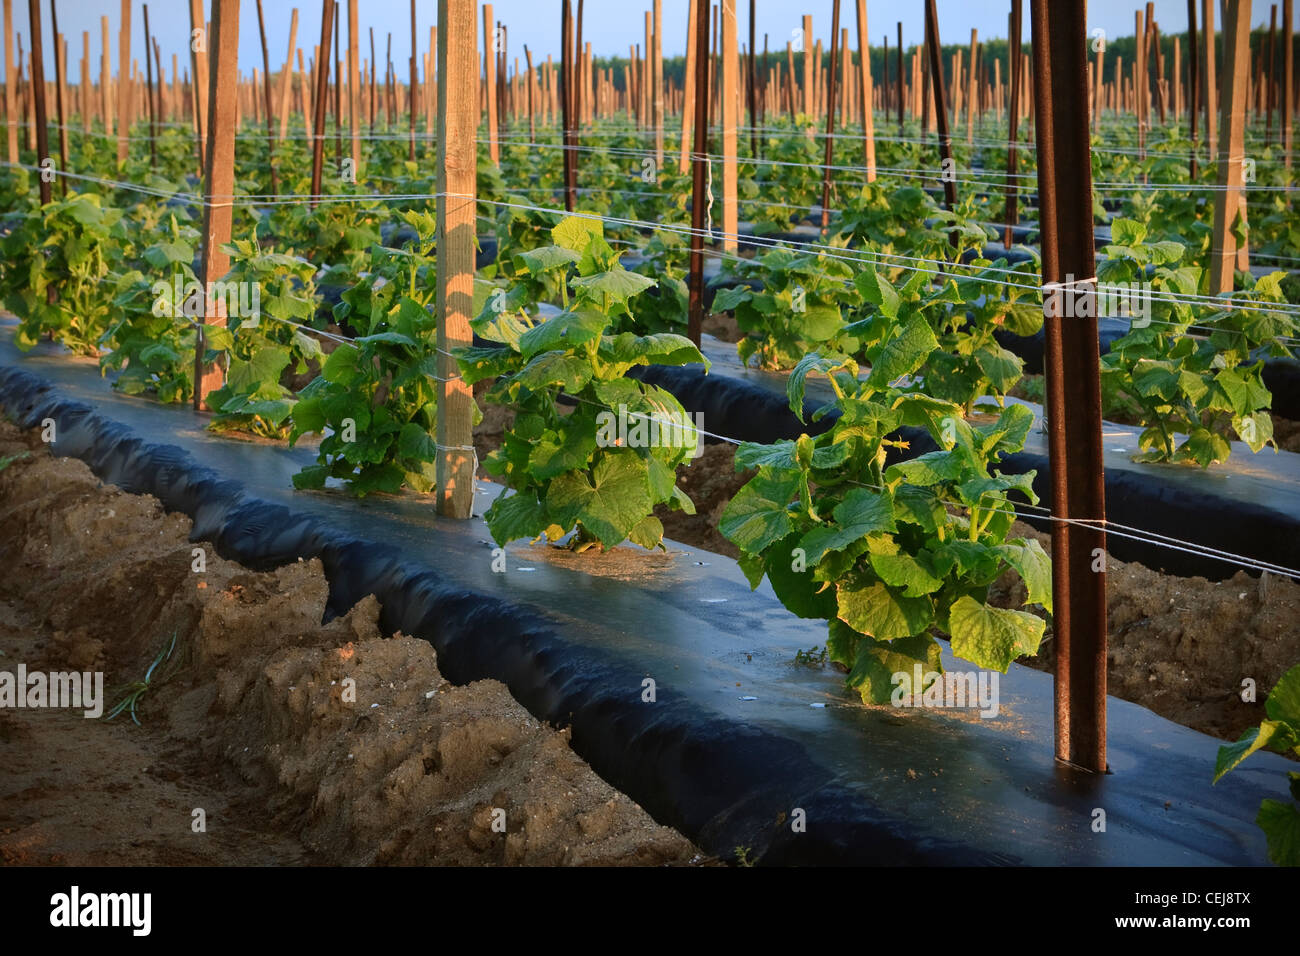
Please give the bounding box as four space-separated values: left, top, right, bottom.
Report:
1004 0 1022 247
1188 0 1200 177
687 0 710 346
27 0 50 205
1030 0 1108 774
924 0 955 211
820 0 841 230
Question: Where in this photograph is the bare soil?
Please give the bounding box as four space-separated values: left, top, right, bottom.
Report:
0 421 703 866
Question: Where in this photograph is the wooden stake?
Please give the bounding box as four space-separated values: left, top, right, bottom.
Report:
189 0 207 169
857 0 875 178
308 0 332 203
1210 0 1252 292
2 0 15 163
1203 0 1217 157
435 0 477 520
679 0 698 172
195 0 240 411
276 8 298 142
482 4 497 165
115 0 130 162
80 30 90 135
653 0 663 167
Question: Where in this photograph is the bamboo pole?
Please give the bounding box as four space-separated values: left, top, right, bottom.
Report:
435 0 477 520
195 0 240 411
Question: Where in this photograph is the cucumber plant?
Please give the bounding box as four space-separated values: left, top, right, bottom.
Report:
2 191 130 356
289 211 448 495
457 217 707 552
1213 662 1300 867
713 246 865 370
1098 219 1293 466
720 343 1051 706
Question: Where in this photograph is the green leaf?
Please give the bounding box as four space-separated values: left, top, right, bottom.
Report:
546 450 653 549
844 630 942 705
1256 800 1300 867
1214 721 1298 783
854 262 900 318
227 346 291 394
866 315 938 388
530 425 599 480
571 268 657 305
323 343 361 385
947 596 1045 672
485 492 548 545
517 308 608 358
993 539 1054 613
512 350 594 392
764 533 839 618
868 551 944 597
885 449 964 486
1266 663 1300 725
719 468 800 554
836 579 934 641
628 515 665 550
551 216 603 253
1109 218 1147 247
397 422 438 464
518 244 582 276
798 487 897 566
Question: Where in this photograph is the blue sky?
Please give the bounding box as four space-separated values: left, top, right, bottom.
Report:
3 1 1283 80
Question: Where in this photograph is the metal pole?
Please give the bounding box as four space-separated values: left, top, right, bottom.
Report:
820 0 841 230
923 0 955 211
27 0 49 205
1029 0 1108 774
